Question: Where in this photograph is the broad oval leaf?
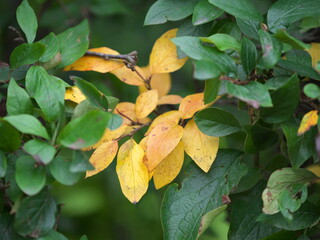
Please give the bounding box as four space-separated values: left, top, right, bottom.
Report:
179 92 205 119
201 34 241 51
23 139 56 165
10 43 45 69
258 30 282 69
192 0 224 25
135 89 158 119
240 37 258 75
298 110 318 136
158 95 183 105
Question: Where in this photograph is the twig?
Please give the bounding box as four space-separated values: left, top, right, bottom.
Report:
115 122 150 141
115 109 141 125
8 26 25 43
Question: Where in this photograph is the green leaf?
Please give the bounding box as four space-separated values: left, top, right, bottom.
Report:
261 230 301 240
14 191 57 237
236 18 260 40
144 0 198 25
281 119 316 168
229 182 279 240
209 0 262 22
4 114 49 139
260 74 300 123
262 168 317 215
38 32 59 63
274 30 310 50
6 78 34 115
0 150 7 178
224 81 273 108
57 110 111 149
192 0 224 25
204 78 221 104
23 139 56 165
15 155 46 195
0 213 25 240
10 43 45 69
49 156 82 185
73 99 99 119
106 96 119 111
267 0 320 33
0 120 21 152
5 155 23 201
70 150 94 173
193 60 221 80
80 235 88 240
161 149 247 240
240 37 258 75
108 113 123 130
72 76 109 111
36 230 68 240
57 19 89 68
264 76 291 91
16 0 38 43
201 33 241 51
258 30 282 69
304 83 320 99
195 108 241 137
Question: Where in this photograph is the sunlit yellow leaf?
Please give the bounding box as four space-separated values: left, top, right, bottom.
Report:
145 110 181 136
64 47 124 73
306 43 320 69
153 141 184 189
111 66 145 86
149 29 188 74
158 95 183 105
64 86 86 103
298 110 318 136
179 93 205 119
116 139 149 203
135 90 158 119
86 141 118 178
182 119 219 172
139 137 154 180
139 66 171 97
146 121 183 171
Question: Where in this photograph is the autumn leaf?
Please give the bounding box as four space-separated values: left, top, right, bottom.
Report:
298 110 318 136
306 43 320 69
64 86 86 103
179 92 205 119
153 141 184 189
135 89 158 119
182 119 219 172
158 95 183 105
86 141 118 178
111 65 145 86
64 47 124 73
145 110 181 136
115 102 137 125
149 29 188 74
146 121 183 171
116 138 149 203
139 137 154 180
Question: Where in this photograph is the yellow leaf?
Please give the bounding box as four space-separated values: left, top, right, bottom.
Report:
179 93 205 119
135 90 158 119
145 110 181 136
307 164 320 178
116 139 149 203
182 119 219 172
64 86 86 103
139 66 171 97
115 102 137 125
153 141 184 189
158 95 183 105
149 29 188 74
306 43 320 69
146 121 183 171
64 47 124 73
139 137 154 180
86 141 118 178
298 110 318 136
111 65 145 86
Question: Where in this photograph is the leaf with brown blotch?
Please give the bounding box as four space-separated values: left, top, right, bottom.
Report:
149 29 188 74
298 110 318 136
179 93 205 119
158 95 183 105
135 90 158 119
182 119 219 172
65 86 86 103
306 43 320 69
153 141 184 189
86 141 118 178
146 121 183 171
116 138 149 203
111 65 145 86
64 47 124 73
145 110 181 136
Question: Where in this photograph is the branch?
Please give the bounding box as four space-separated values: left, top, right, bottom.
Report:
115 122 150 141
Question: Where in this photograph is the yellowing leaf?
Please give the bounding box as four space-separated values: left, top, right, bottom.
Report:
86 141 118 178
135 90 158 119
306 164 320 179
298 110 318 136
139 66 171 97
182 119 219 172
115 102 137 125
153 141 184 189
64 47 124 73
146 121 183 171
158 95 183 105
306 43 320 69
111 66 145 86
149 29 188 74
179 93 205 119
139 137 154 180
64 86 86 103
116 138 149 203
145 110 181 136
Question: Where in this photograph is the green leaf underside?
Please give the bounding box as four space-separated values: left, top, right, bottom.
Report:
200 34 241 51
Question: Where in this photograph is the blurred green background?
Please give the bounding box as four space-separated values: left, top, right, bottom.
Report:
0 0 229 239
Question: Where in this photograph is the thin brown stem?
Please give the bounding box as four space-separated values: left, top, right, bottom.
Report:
115 122 150 141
